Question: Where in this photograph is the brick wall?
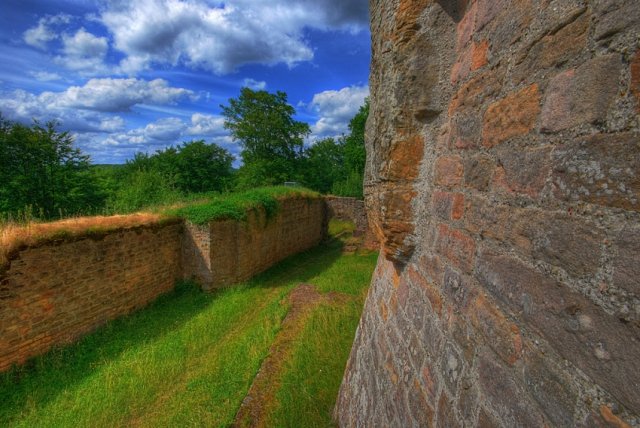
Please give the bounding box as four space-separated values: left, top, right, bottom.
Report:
0 222 182 372
337 1 640 427
182 197 326 289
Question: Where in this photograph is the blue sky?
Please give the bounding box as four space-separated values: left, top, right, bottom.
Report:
0 0 370 164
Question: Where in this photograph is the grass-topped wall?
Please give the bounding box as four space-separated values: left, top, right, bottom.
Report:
0 187 326 372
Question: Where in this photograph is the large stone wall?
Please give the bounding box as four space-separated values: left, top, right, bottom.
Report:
337 1 640 427
182 197 326 289
325 196 379 248
0 222 183 372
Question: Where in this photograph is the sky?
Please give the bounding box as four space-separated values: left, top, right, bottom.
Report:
0 0 371 164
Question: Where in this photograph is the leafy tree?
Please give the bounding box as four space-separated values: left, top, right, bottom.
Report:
0 118 105 219
301 138 344 194
331 99 369 198
172 140 234 193
221 88 310 187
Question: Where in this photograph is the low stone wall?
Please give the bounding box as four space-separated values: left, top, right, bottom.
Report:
325 196 379 249
182 197 326 289
0 222 182 372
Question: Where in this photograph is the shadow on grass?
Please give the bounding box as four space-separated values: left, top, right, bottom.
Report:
0 236 345 426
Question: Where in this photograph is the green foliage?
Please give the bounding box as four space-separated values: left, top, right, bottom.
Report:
300 99 369 198
107 169 183 213
0 118 106 220
221 88 310 187
171 186 319 224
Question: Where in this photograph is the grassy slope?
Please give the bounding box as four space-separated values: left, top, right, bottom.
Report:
0 223 377 428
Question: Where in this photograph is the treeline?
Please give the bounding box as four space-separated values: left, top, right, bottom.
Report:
0 88 367 221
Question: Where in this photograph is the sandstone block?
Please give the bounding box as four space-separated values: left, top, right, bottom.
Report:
448 69 504 115
613 227 640 296
631 50 640 113
449 112 481 150
436 224 476 274
541 55 622 132
432 191 465 221
551 132 640 211
477 249 640 413
493 146 551 197
593 0 640 40
434 155 464 188
482 84 540 148
463 154 494 191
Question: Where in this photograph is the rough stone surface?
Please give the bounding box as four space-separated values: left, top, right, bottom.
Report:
182 197 326 289
0 223 182 372
336 1 640 426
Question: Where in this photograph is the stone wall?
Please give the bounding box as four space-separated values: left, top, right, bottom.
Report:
325 196 379 248
0 222 182 372
182 197 326 289
337 1 640 427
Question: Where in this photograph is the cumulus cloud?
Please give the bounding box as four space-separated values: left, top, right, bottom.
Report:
187 113 226 136
0 77 191 134
0 89 126 133
56 28 109 73
49 78 194 112
309 85 369 138
100 0 368 74
23 14 72 49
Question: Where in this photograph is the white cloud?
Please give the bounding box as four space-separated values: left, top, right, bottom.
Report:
99 0 368 74
23 14 72 49
56 28 109 73
187 113 226 136
30 71 63 82
49 78 194 112
243 78 267 90
309 85 368 138
0 89 126 133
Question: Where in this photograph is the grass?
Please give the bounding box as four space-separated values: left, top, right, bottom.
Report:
169 186 320 224
0 221 378 427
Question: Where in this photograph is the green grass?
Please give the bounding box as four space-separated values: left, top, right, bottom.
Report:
169 186 320 224
0 221 377 428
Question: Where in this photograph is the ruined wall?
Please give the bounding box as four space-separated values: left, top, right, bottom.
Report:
182 197 326 289
0 222 182 372
337 0 640 426
325 196 379 248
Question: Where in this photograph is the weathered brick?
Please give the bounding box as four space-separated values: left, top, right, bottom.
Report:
436 391 460 428
478 348 547 427
448 69 504 116
449 113 481 150
407 379 435 426
514 11 590 82
631 50 640 113
524 350 578 427
469 294 523 366
463 196 510 241
541 55 623 132
551 133 640 211
493 146 551 197
613 227 640 295
432 191 465 221
482 84 541 148
477 249 640 413
434 156 464 188
593 0 640 40
451 40 490 83
463 154 494 191
436 224 476 273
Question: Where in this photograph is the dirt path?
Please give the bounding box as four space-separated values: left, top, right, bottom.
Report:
232 283 349 428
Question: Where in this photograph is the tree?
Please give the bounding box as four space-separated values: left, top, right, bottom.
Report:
301 137 344 194
0 118 104 219
331 99 369 198
221 88 310 188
